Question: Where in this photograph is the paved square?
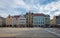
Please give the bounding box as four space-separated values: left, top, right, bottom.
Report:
0 28 59 38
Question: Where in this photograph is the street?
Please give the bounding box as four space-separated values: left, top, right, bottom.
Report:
0 27 60 38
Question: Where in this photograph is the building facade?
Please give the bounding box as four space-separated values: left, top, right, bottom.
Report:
6 13 50 27
33 13 50 27
12 15 20 27
50 19 55 27
6 15 20 27
45 15 50 27
0 16 5 27
50 16 56 27
18 15 26 27
6 15 26 27
6 15 13 27
26 12 33 27
56 16 60 26
33 13 45 27
50 15 60 27
53 16 60 27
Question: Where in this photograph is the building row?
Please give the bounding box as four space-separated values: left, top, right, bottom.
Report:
0 12 60 27
6 15 26 27
6 12 50 27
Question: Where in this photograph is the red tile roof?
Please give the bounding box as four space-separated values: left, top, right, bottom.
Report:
34 13 45 16
12 15 20 18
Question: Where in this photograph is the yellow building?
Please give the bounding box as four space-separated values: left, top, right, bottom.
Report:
26 12 33 27
6 15 13 27
6 15 22 27
50 16 56 27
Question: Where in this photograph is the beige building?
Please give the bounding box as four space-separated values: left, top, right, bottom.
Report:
6 15 21 27
50 19 55 27
50 16 56 27
6 15 13 27
26 11 34 27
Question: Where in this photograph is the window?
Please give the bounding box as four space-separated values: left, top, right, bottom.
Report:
20 19 25 20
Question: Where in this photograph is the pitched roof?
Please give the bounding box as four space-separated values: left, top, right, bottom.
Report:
13 15 20 18
34 13 45 16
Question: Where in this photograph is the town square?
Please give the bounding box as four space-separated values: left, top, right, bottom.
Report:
0 0 60 38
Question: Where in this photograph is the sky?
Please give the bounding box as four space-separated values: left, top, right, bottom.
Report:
0 0 60 19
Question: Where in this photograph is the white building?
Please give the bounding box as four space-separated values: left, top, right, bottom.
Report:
12 15 20 27
33 14 45 27
18 15 26 27
33 13 50 27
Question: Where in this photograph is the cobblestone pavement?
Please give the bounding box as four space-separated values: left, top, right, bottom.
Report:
45 28 60 37
0 27 59 38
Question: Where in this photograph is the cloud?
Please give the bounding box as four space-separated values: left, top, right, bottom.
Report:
0 0 30 17
35 0 60 19
0 0 60 19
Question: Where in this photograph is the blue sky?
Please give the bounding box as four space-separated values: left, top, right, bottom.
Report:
0 0 60 19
